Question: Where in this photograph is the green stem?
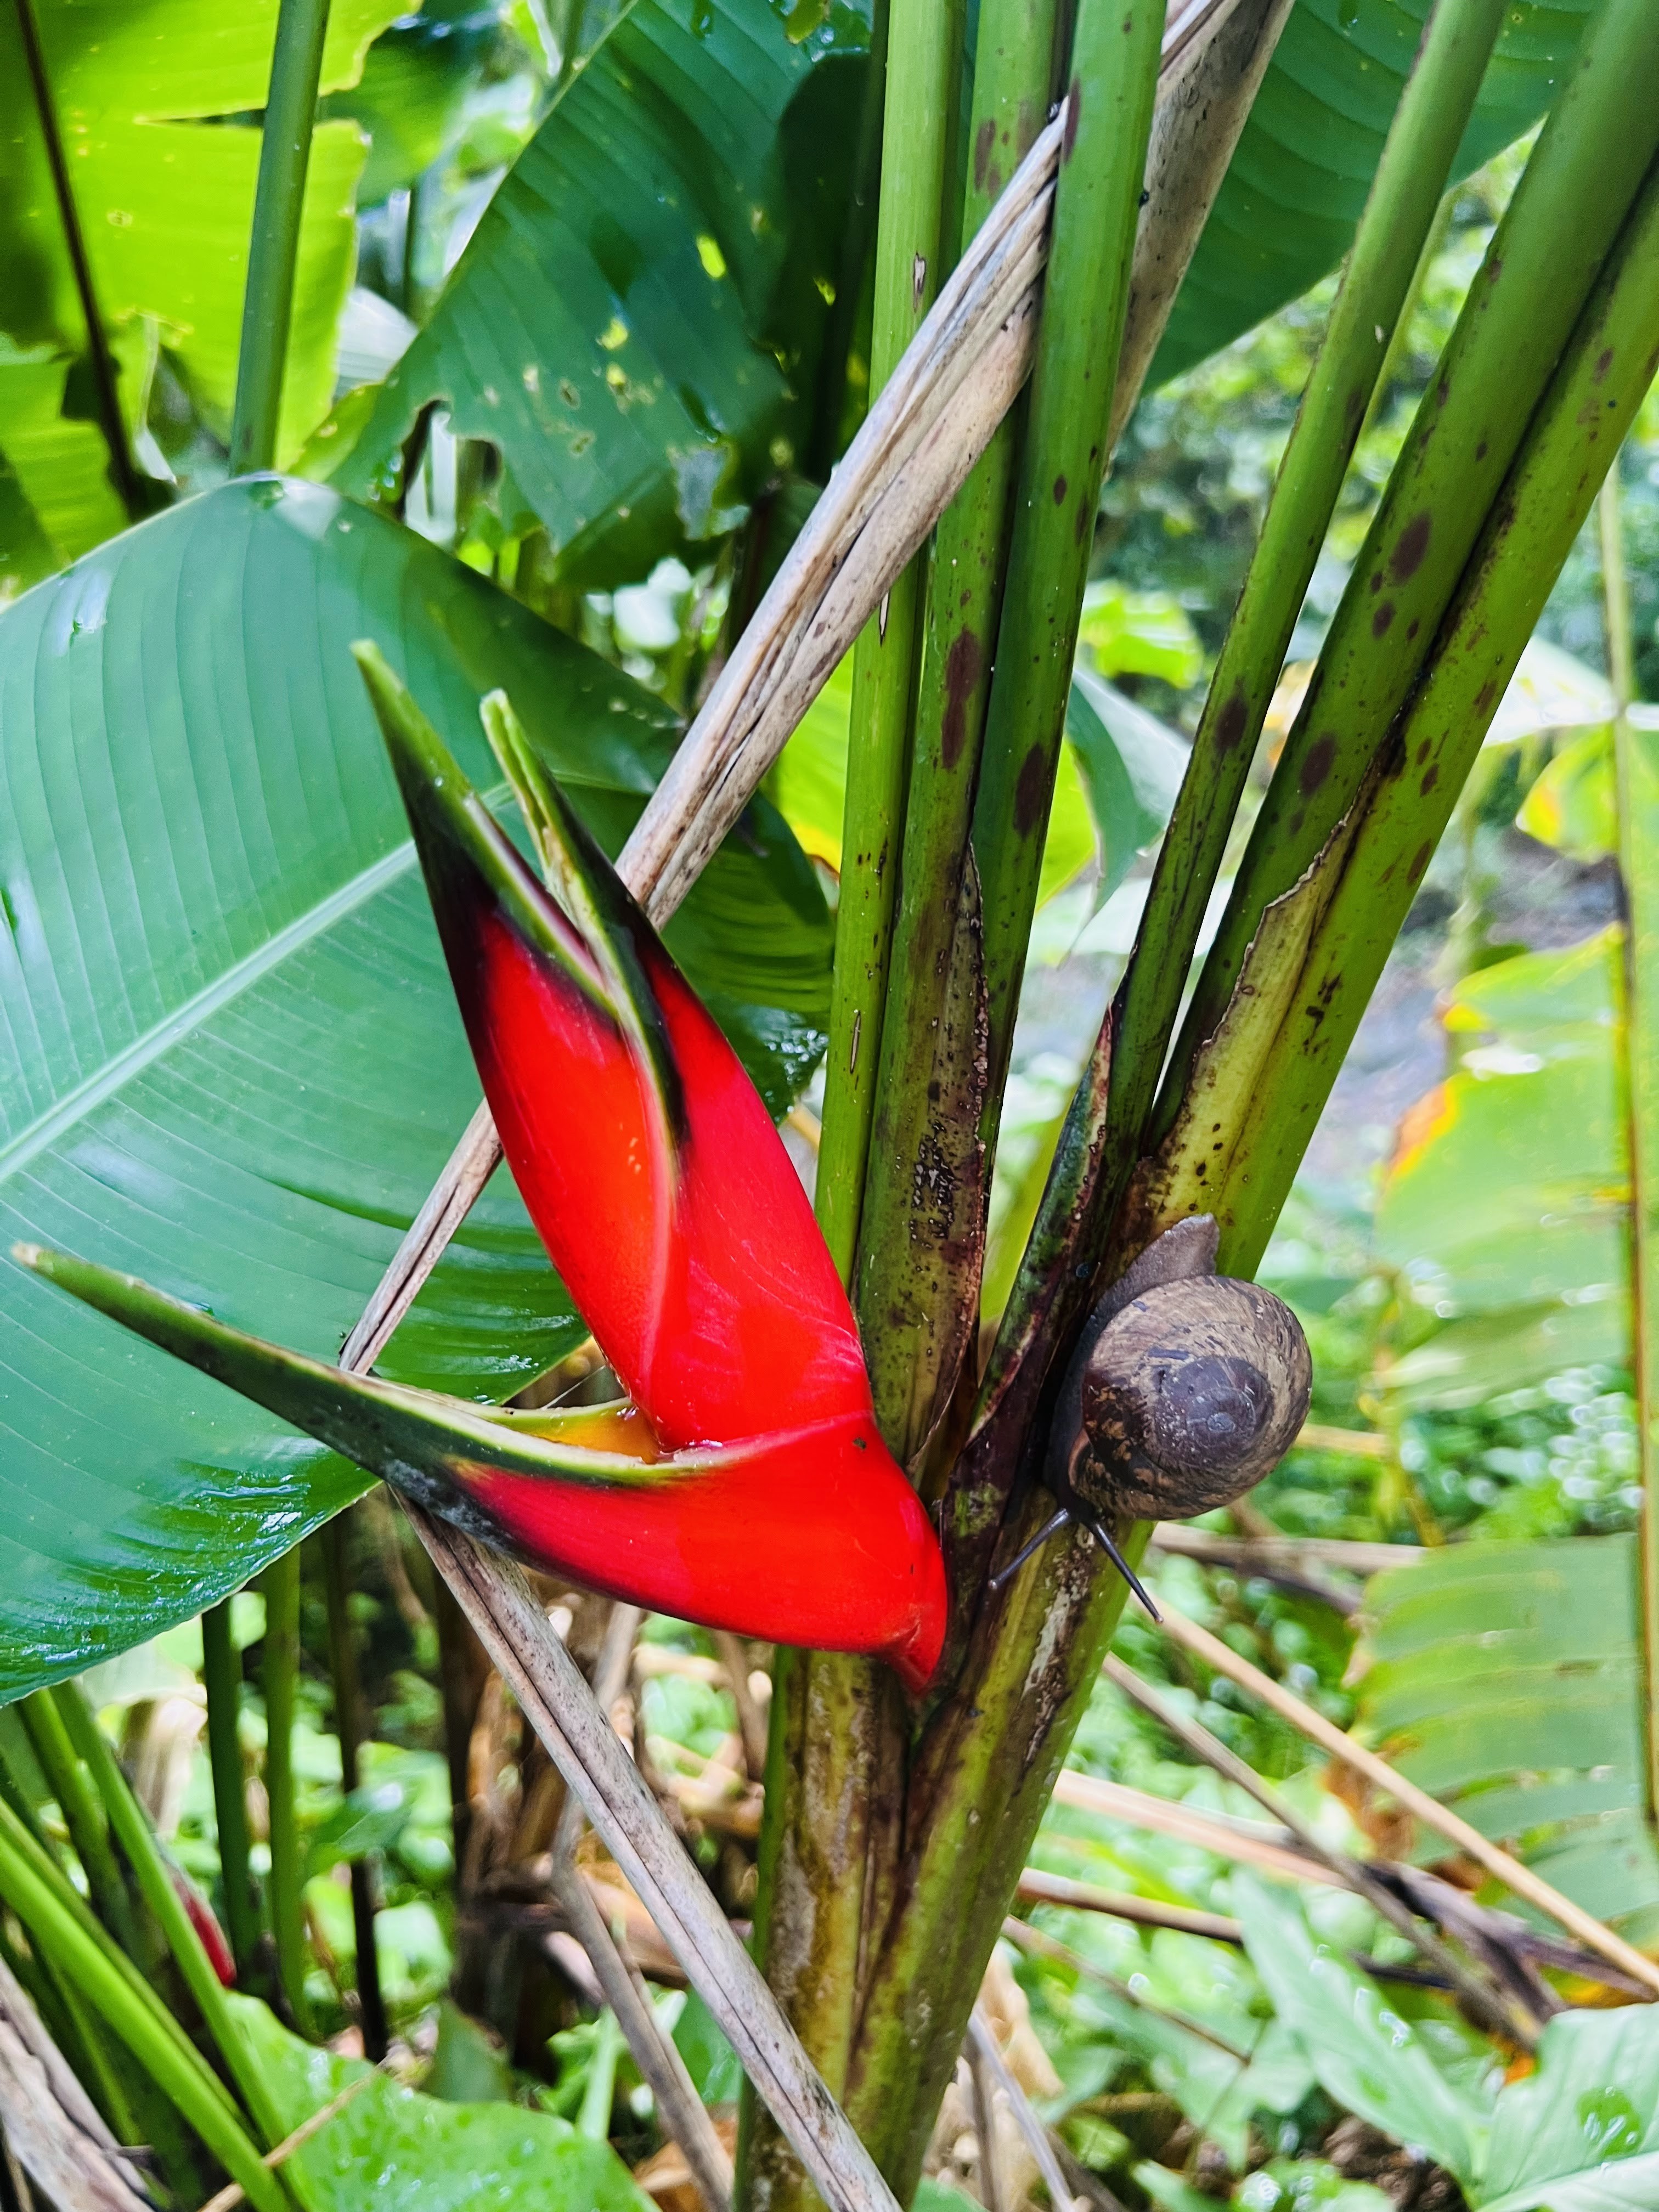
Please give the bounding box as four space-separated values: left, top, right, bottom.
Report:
262 1546 313 2037
320 1516 388 2060
202 1598 261 1979
577 2007 624 2140
814 0 966 1283
12 0 144 517
854 0 1064 1462
228 0 333 472
967 0 1164 1153
1604 467 1659 1818
1167 0 1659 1125
16 1691 140 1960
51 1683 284 2148
1106 0 1509 1185
0 1819 286 2212
1187 151 1659 1276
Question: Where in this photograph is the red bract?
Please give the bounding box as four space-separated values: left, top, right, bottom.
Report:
18 649 949 1694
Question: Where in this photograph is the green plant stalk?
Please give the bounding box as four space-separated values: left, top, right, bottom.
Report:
51 1683 284 2148
320 1516 388 2061
16 1690 140 1960
201 1598 261 1978
854 0 1063 1460
743 12 964 2205
228 0 333 473
1104 0 1510 1182
262 1545 312 2037
0 1819 286 2212
13 0 144 518
1169 154 1659 1278
577 2006 624 2140
814 0 965 1284
1603 466 1659 1817
751 8 1163 2204
1167 0 1659 1120
968 0 1164 1148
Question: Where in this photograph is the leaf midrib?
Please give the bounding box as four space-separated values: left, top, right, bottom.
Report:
0 836 418 1186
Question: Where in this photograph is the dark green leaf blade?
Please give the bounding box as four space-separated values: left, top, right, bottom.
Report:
1154 0 1602 386
332 0 872 586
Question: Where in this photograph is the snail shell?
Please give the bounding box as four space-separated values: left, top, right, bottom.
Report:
1065 1273 1311 1522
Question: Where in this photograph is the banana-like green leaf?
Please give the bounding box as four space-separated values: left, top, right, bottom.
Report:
1355 1537 1659 1944
230 1994 653 2212
0 0 402 475
1155 0 1601 384
1237 1872 1659 2208
0 474 830 1699
334 0 873 587
1375 931 1630 1408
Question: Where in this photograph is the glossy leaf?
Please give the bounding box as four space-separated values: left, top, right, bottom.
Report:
1154 0 1601 384
0 474 830 1700
0 0 403 467
229 1995 652 2212
334 0 873 586
1355 1537 1659 1942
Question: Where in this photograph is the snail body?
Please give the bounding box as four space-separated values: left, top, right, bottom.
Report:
991 1215 1312 1609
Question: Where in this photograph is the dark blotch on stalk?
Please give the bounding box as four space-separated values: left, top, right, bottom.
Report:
1408 840 1433 883
1216 686 1249 753
1052 473 1068 504
941 631 984 770
1420 764 1439 795
1595 346 1615 382
1299 733 1336 797
1372 600 1396 638
974 118 995 192
1015 742 1047 834
1063 76 1081 160
1389 509 1432 582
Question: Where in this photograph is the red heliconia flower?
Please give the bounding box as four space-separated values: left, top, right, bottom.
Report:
19 648 947 1694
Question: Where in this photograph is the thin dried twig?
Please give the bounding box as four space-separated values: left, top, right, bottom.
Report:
1015 1868 1244 1943
1102 1657 1543 2049
406 1508 901 2212
1049 1769 1314 1881
966 2034 1006 2212
1153 1600 1659 1997
545 1611 735 2212
999 1918 1250 2059
968 2009 1079 2212
712 1632 770 1781
0 1960 146 2212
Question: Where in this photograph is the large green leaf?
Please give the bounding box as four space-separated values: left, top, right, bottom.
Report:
0 474 830 1700
334 0 872 586
231 1996 652 2212
1374 932 1630 1409
1355 1538 1659 1943
1153 0 1601 386
0 0 403 486
1236 1875 1659 2209
1233 1875 1494 2182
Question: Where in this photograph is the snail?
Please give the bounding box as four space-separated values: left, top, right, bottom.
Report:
990 1215 1312 1614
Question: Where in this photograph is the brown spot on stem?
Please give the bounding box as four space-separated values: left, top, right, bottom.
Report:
1063 78 1081 161
1372 600 1396 639
1389 510 1431 583
1052 474 1068 505
1014 742 1047 834
1408 841 1432 884
1595 346 1615 383
941 630 984 770
1216 686 1249 753
1299 733 1336 796
973 119 995 194
1474 680 1498 716
1419 764 1438 795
